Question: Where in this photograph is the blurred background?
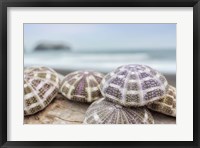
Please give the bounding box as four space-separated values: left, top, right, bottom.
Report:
24 24 176 86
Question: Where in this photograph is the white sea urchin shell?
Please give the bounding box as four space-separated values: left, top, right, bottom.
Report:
24 66 60 116
147 85 176 117
84 98 154 124
100 64 169 107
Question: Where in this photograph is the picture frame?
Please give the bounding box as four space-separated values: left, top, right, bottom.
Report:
0 0 199 147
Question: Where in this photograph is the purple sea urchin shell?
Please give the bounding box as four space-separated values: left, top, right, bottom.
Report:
100 64 168 107
60 71 104 103
147 85 176 117
24 66 60 116
84 98 154 124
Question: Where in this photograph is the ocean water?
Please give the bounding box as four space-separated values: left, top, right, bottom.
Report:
24 49 176 74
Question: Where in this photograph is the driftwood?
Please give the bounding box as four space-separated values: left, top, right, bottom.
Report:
24 94 88 124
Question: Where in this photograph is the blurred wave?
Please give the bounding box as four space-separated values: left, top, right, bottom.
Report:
24 49 176 75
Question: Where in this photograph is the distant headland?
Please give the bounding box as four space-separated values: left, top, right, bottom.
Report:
34 41 71 51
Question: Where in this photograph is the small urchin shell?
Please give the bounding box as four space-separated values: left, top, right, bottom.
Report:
84 98 154 124
60 71 104 103
24 66 60 116
100 64 168 107
147 85 176 117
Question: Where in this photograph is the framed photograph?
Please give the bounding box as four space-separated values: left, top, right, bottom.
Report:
0 0 199 147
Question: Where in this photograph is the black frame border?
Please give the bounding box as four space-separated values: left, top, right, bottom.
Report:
0 0 199 147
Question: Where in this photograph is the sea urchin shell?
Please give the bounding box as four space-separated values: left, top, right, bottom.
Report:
100 64 168 107
147 85 176 117
60 71 104 103
84 98 154 124
24 66 60 116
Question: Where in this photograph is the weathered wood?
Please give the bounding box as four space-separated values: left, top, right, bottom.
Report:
24 94 89 124
152 111 176 124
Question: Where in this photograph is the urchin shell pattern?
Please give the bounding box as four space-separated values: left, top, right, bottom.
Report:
84 98 154 124
60 71 104 103
100 64 168 107
24 66 60 116
147 85 176 117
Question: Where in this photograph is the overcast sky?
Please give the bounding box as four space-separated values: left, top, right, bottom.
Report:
24 24 176 51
